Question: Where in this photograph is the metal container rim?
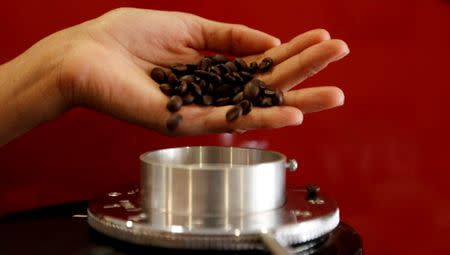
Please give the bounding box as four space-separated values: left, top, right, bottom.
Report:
139 146 287 169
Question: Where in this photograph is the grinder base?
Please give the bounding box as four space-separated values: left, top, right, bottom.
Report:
88 185 340 250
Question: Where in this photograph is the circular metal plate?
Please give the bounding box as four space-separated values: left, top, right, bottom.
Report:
88 186 339 250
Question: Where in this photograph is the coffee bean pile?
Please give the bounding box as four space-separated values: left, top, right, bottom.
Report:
150 55 283 131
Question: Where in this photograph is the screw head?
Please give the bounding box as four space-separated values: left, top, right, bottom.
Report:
286 159 298 172
306 184 320 200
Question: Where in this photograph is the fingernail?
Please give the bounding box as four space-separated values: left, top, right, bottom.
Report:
273 37 282 46
340 44 350 58
235 129 247 134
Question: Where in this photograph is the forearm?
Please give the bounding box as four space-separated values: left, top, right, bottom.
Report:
0 32 71 145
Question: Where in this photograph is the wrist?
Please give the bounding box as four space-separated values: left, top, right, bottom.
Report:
0 30 74 145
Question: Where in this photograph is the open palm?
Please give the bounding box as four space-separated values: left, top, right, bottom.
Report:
62 8 349 135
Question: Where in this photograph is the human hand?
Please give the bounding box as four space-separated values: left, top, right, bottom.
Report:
0 8 349 143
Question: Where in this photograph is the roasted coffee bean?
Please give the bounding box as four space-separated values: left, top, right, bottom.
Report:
215 84 234 98
258 57 274 72
243 80 261 101
211 54 228 64
186 64 198 72
167 96 183 112
170 64 188 75
166 113 183 131
161 55 280 124
264 88 276 96
260 97 273 107
215 97 231 106
175 81 188 95
210 73 222 84
207 83 215 94
198 80 207 92
225 61 238 72
248 62 258 73
231 72 244 84
211 65 222 76
159 83 173 96
189 82 203 98
223 73 236 83
254 96 264 106
239 100 252 115
180 75 195 83
233 85 243 94
252 78 266 89
182 93 195 105
226 105 243 122
198 57 212 71
193 69 209 78
272 89 284 105
239 71 254 82
194 69 222 84
151 67 166 83
202 95 213 106
167 72 179 85
217 64 230 74
233 58 248 71
232 91 244 104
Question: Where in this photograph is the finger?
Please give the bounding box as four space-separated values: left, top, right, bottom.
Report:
175 105 302 135
244 28 331 64
191 16 281 56
258 39 350 91
284 86 345 113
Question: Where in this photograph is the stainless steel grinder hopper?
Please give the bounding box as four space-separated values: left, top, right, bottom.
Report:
88 146 339 254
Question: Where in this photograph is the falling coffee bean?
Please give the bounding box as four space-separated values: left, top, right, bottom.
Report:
167 96 183 112
239 100 252 115
258 57 274 73
226 105 243 122
151 67 166 83
232 91 244 104
166 113 183 131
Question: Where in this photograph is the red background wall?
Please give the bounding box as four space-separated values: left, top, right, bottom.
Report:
1 0 450 254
